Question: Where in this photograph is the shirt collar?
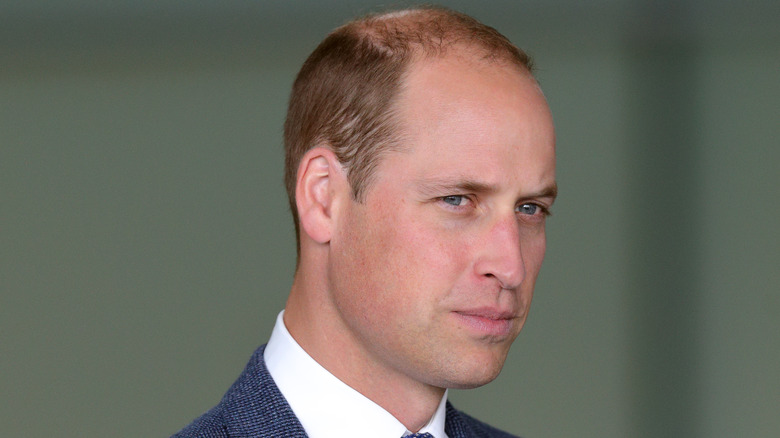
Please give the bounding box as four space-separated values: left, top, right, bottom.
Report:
265 311 449 438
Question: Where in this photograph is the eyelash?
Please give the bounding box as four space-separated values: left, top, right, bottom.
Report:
440 195 471 207
438 195 551 217
518 203 552 217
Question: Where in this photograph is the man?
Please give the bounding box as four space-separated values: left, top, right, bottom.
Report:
174 6 556 438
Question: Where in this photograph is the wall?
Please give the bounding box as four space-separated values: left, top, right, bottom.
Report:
2 1 778 437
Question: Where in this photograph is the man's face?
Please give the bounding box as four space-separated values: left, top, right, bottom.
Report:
328 54 556 390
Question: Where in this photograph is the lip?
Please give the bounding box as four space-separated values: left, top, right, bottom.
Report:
452 307 517 339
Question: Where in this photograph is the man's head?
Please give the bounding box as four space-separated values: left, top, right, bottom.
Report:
284 6 556 398
284 6 534 253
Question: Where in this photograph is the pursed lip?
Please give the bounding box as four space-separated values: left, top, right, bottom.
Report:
452 307 518 338
455 306 517 320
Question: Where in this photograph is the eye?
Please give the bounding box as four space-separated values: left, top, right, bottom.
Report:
441 195 469 207
517 203 537 215
516 203 549 216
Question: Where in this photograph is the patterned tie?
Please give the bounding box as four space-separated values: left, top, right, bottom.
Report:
405 434 434 438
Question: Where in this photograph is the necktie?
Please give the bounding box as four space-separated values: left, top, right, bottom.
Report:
405 434 434 438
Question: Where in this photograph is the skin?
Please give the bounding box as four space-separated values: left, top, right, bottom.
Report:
285 51 557 431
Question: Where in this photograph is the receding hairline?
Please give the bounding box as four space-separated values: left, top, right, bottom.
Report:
283 5 536 257
331 5 539 149
334 6 534 72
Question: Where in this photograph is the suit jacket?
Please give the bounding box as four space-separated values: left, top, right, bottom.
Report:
172 345 518 438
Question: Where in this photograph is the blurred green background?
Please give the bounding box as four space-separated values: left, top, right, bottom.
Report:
2 1 779 437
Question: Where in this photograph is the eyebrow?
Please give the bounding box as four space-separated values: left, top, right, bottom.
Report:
529 183 558 201
415 178 558 201
415 178 497 197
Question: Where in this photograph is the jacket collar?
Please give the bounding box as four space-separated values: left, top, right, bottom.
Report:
221 345 477 438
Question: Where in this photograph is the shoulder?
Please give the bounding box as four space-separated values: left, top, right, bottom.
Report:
170 345 306 438
171 405 228 438
446 402 521 438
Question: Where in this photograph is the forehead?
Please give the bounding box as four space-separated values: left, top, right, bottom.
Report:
383 53 555 188
398 53 546 128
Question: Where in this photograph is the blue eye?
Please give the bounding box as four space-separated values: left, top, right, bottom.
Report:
442 195 467 206
517 203 539 215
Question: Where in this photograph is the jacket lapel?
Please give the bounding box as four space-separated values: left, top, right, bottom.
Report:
222 345 308 437
445 402 476 438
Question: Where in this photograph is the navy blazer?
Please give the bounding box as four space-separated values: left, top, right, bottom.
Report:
173 345 518 438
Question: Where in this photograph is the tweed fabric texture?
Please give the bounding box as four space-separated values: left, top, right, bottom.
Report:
172 344 519 438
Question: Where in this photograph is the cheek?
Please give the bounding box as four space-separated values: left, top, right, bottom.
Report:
390 214 475 283
521 228 547 280
372 219 439 307
333 205 420 315
352 206 468 311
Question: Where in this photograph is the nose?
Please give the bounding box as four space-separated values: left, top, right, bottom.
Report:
474 215 526 290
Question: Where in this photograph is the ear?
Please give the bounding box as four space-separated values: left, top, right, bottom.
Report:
295 147 348 245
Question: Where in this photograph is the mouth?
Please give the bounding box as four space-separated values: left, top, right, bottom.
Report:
452 307 518 339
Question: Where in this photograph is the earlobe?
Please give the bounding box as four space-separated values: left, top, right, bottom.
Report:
295 147 345 245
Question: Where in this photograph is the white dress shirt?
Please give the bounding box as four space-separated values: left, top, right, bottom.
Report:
264 311 449 438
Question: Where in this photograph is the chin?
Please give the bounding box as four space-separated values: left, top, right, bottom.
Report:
444 366 504 389
434 351 508 390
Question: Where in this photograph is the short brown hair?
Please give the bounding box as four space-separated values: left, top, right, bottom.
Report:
283 6 533 252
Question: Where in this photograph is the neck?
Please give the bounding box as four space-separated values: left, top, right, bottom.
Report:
285 268 445 432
